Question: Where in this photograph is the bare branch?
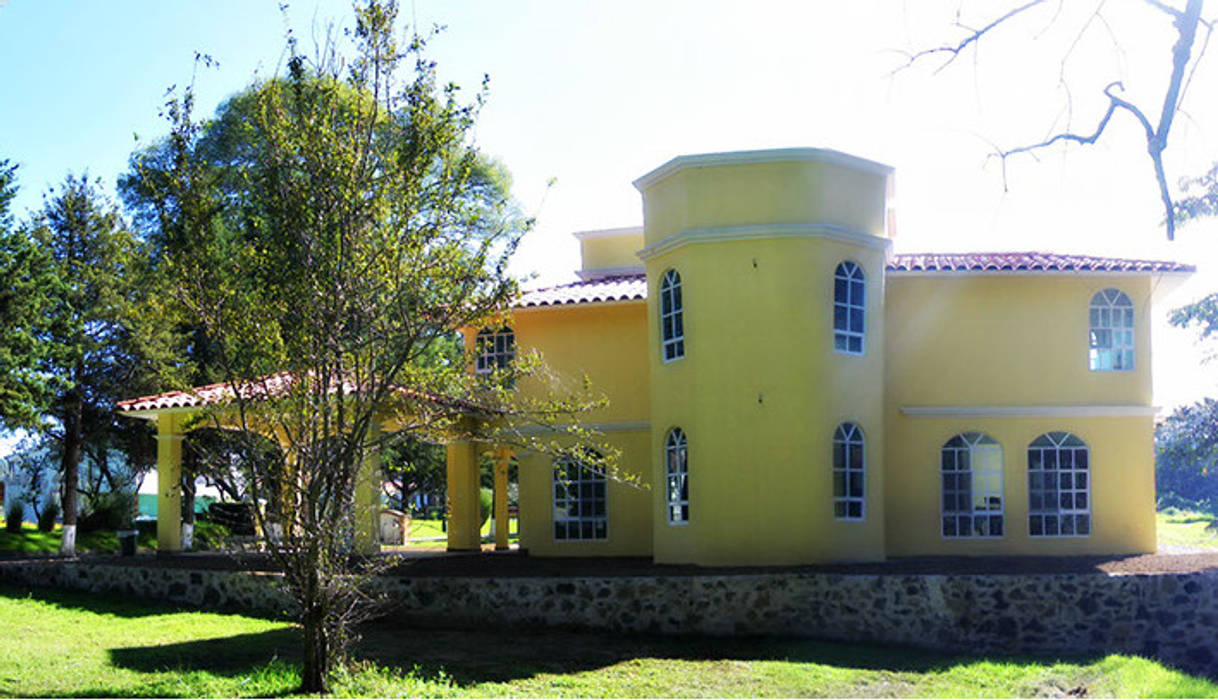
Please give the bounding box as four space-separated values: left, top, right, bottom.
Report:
890 0 1050 75
1143 0 1185 18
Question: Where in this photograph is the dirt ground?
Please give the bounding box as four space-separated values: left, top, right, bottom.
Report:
21 547 1218 577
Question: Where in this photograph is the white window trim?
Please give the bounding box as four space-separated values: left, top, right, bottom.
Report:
940 432 1005 540
1028 432 1092 539
833 261 866 356
665 428 689 525
552 455 608 542
832 422 865 522
660 269 685 363
475 327 515 377
1088 288 1135 372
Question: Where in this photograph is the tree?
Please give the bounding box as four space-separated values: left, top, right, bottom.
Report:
897 0 1212 240
130 2 611 692
27 175 157 555
1156 398 1218 510
0 160 63 430
380 433 446 513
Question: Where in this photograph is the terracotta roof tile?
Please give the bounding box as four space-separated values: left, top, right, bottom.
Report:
516 275 648 308
886 252 1194 274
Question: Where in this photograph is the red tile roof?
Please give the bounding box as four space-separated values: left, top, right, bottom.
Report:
117 372 486 415
512 252 1192 310
886 252 1194 274
516 275 648 308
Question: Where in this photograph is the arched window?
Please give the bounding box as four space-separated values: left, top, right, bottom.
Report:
1089 289 1134 371
665 428 689 524
1028 432 1091 537
475 327 515 377
940 432 1004 538
660 269 684 362
832 423 865 520
834 261 865 355
553 451 607 541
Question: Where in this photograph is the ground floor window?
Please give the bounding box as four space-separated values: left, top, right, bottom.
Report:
665 428 689 524
832 422 865 520
941 432 1004 538
553 453 607 541
1028 432 1091 537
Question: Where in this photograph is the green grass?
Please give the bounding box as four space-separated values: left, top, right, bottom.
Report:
1 585 1216 698
402 518 518 548
1157 507 1218 550
0 524 157 555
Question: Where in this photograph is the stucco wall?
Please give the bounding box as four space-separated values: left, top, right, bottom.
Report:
4 560 1217 677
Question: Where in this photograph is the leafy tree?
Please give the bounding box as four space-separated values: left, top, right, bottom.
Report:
0 161 63 429
27 175 159 555
380 433 445 513
1156 398 1218 511
130 2 611 691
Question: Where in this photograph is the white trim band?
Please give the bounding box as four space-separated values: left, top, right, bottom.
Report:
572 226 644 240
633 147 893 191
901 405 1159 419
887 269 1193 279
637 224 892 262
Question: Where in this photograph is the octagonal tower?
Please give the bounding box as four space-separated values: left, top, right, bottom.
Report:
635 148 893 565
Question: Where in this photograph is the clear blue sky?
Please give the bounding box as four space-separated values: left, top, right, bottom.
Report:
1 0 1216 407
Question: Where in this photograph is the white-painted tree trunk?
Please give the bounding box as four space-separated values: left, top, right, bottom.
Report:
60 524 76 556
181 522 194 550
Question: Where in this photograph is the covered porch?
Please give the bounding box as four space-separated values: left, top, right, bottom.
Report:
117 386 515 555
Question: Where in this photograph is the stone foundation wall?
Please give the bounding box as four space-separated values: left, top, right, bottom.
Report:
3 559 1216 676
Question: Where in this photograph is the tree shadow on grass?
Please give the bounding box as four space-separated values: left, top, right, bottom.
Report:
350 621 1116 689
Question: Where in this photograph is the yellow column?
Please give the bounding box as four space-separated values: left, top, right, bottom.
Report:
156 413 184 553
353 426 382 554
493 448 511 551
445 440 482 551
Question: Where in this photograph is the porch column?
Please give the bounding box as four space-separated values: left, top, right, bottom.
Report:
445 440 481 551
353 426 382 554
156 413 184 553
493 447 512 551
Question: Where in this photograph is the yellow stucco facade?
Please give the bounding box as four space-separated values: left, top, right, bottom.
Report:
474 147 1190 566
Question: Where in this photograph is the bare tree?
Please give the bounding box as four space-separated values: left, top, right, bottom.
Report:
895 0 1212 240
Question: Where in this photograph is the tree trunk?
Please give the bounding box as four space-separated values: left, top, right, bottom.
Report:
59 394 83 557
181 456 196 550
300 606 329 694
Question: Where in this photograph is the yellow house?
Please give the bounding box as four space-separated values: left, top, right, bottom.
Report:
122 147 1194 566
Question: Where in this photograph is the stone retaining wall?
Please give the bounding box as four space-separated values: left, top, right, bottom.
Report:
3 559 1216 677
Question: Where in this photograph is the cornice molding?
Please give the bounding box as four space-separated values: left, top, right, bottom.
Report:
633 147 893 191
637 224 892 262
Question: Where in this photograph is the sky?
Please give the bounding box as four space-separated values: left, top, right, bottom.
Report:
1 0 1217 417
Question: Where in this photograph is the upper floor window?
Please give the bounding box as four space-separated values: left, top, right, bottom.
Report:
832 422 865 521
941 432 1004 538
476 327 515 378
1028 432 1091 537
1089 289 1134 371
665 428 689 524
553 451 607 541
833 262 865 355
660 269 684 362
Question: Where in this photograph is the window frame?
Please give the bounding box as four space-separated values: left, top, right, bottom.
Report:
660 269 685 363
833 261 866 356
1088 288 1135 372
552 453 608 542
1028 432 1092 538
665 428 689 525
475 327 515 378
940 432 1005 539
832 422 866 521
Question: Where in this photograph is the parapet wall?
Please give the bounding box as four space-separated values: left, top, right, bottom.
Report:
3 559 1216 677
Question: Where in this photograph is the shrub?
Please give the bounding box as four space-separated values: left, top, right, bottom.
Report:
37 497 60 533
479 487 493 527
192 521 232 551
79 492 136 532
206 502 255 535
5 499 24 533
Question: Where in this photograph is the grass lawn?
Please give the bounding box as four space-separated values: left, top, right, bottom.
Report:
1156 508 1218 550
403 518 517 548
1 585 1216 698
0 524 157 556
